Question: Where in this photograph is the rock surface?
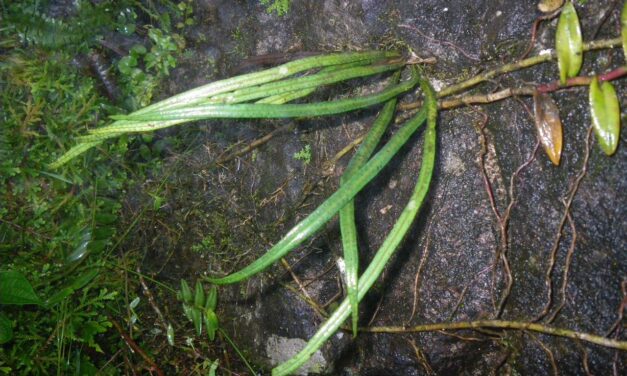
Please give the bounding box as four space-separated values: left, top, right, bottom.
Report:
136 1 625 374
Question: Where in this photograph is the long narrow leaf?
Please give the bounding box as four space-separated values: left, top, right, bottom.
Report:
207 62 403 104
50 65 413 168
205 68 425 285
49 52 398 169
340 72 400 337
104 73 419 127
136 51 398 113
272 70 438 376
257 61 371 104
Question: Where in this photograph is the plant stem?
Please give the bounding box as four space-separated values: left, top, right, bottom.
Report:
219 328 257 375
438 37 620 98
399 36 622 112
362 320 627 350
399 64 627 111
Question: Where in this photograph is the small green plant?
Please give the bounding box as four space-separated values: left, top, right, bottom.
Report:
145 28 182 76
293 144 312 165
118 44 158 108
176 0 196 29
260 0 292 16
178 280 219 341
0 0 189 373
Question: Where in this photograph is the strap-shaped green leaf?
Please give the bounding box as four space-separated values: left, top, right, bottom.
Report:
207 62 403 104
272 70 438 376
105 74 419 127
556 2 583 84
205 68 425 285
340 72 400 337
589 77 620 155
136 51 398 113
49 52 399 169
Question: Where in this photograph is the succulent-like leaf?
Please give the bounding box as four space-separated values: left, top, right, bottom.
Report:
533 91 563 165
556 2 583 84
194 281 205 308
205 286 218 311
180 279 193 304
190 307 203 336
589 77 620 155
622 1 627 61
204 309 219 341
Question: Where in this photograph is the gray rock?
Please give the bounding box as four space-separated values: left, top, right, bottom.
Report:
137 0 625 374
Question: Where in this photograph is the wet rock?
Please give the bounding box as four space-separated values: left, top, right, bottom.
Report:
133 0 625 374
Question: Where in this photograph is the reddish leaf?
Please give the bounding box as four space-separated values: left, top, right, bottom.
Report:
533 91 563 165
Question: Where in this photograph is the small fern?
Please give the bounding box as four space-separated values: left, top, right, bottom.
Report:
4 2 116 51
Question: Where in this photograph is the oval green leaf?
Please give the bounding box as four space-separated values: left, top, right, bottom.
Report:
589 77 620 155
556 2 583 84
180 279 193 304
190 307 203 336
533 91 563 165
205 286 218 311
194 281 205 308
204 309 219 341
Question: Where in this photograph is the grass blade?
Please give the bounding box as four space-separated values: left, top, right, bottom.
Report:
272 71 438 376
340 72 400 337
